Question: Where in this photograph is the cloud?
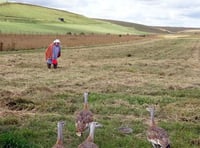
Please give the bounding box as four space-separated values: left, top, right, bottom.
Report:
8 0 200 27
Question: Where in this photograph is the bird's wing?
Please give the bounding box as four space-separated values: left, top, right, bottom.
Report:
147 126 170 147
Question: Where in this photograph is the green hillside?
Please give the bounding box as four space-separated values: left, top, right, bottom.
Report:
0 2 146 34
0 0 7 3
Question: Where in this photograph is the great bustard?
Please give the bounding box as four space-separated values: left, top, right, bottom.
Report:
146 106 170 148
75 92 93 136
78 122 102 148
52 121 65 148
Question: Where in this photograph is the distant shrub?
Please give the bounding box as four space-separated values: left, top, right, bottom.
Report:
127 54 132 57
66 32 72 35
80 32 85 35
139 34 146 37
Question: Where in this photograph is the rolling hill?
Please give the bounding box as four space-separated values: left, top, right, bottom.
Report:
1 2 198 35
98 19 169 34
0 2 147 35
99 19 200 34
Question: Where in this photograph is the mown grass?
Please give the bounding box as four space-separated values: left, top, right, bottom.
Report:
0 34 200 147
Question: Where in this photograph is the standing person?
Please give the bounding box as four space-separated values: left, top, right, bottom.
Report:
45 39 61 69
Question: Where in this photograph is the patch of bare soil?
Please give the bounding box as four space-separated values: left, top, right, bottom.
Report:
6 98 35 111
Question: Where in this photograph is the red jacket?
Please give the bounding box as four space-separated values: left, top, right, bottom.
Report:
45 43 61 60
45 43 54 60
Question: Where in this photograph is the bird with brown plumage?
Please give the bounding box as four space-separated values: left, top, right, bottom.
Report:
146 105 170 148
78 121 102 148
52 121 65 148
75 92 94 137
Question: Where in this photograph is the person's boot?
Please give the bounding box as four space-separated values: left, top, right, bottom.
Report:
53 64 57 69
47 63 51 69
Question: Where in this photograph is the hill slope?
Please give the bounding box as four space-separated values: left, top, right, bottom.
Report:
100 19 200 34
98 19 169 34
0 2 146 35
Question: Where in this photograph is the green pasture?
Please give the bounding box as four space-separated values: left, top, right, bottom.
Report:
0 2 93 24
0 2 144 35
0 21 144 34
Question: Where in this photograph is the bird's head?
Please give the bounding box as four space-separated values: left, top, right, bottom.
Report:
146 105 155 113
89 122 103 128
57 121 65 128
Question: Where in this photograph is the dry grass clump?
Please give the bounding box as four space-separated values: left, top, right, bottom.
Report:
165 99 200 123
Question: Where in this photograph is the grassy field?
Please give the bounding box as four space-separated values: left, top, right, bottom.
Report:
0 34 200 147
0 2 145 35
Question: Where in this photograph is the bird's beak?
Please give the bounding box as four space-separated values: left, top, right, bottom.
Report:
76 132 82 137
97 123 103 128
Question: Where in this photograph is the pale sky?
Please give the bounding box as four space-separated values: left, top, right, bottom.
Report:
8 0 200 27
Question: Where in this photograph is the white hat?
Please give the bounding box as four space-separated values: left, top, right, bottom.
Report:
53 39 60 43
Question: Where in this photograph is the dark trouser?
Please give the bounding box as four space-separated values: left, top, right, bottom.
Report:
53 64 57 69
47 63 57 69
47 63 51 69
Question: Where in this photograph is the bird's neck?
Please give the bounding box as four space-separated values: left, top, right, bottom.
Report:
150 111 156 126
84 103 89 110
56 124 63 145
86 135 94 143
84 94 88 104
86 124 95 142
83 93 89 110
56 139 63 145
